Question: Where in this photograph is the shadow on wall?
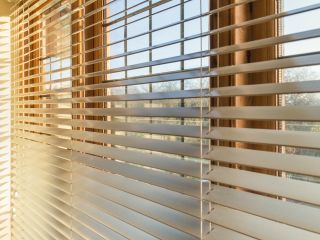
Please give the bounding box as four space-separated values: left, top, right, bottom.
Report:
0 0 13 17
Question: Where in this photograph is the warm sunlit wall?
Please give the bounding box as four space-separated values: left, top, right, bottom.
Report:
0 0 12 17
0 1 12 238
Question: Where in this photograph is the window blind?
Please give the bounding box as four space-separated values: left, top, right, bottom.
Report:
11 0 208 239
10 0 320 240
205 1 320 240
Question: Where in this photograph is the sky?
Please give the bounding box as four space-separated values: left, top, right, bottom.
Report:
283 0 320 59
44 0 320 83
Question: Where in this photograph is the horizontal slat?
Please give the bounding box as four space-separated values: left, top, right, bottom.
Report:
70 208 133 240
11 0 175 58
207 127 320 148
18 189 105 240
205 225 257 240
15 145 203 221
72 197 158 240
16 89 204 104
13 51 320 94
209 79 320 97
205 146 320 177
16 180 71 211
13 54 320 99
11 0 68 21
12 0 255 78
18 180 70 215
17 191 71 232
10 0 312 59
20 183 133 240
14 68 204 92
205 205 320 240
73 190 198 240
205 166 320 205
105 0 172 27
94 2 320 57
16 124 201 158
16 107 204 118
209 106 320 121
14 212 57 240
15 128 202 177
74 163 202 218
22 154 71 176
15 28 320 97
81 29 320 75
71 231 89 240
17 145 202 237
72 221 106 240
71 144 201 197
15 198 69 239
12 223 38 240
209 53 320 77
17 116 204 138
205 185 320 234
13 142 72 163
15 132 201 197
22 151 71 171
17 169 71 194
73 174 200 237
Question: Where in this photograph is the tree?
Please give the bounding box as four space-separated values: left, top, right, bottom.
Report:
283 67 320 183
283 67 320 106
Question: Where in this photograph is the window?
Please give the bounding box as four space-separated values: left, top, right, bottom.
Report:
281 0 320 185
10 0 320 239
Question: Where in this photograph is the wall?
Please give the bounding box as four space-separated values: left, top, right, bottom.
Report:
0 1 12 239
0 0 12 17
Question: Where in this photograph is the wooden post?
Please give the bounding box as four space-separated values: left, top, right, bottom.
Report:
210 0 279 172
